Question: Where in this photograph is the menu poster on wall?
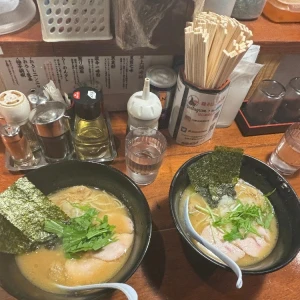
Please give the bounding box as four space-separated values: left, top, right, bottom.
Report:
0 56 173 95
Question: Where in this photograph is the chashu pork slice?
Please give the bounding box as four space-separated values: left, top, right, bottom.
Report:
233 235 269 258
256 226 271 243
93 233 134 261
201 226 245 262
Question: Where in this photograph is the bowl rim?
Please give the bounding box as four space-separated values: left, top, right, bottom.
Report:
0 160 152 299
169 151 300 275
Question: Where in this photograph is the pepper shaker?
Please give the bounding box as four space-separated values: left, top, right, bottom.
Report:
0 125 36 167
0 90 40 151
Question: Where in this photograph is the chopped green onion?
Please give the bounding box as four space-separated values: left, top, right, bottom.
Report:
45 207 116 258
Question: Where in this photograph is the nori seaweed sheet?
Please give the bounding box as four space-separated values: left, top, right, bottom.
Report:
210 146 243 185
187 155 211 191
0 177 68 254
208 183 236 203
197 186 217 208
187 146 244 208
0 215 32 254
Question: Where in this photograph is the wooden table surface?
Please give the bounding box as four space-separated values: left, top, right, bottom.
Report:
0 112 299 300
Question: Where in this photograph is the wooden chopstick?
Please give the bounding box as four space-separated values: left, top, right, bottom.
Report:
184 11 253 89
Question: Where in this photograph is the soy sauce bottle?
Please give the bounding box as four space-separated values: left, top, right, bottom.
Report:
29 101 74 163
72 87 109 161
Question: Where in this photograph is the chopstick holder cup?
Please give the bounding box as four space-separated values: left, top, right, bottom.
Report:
168 68 230 146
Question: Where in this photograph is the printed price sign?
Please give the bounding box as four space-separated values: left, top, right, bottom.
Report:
0 56 172 96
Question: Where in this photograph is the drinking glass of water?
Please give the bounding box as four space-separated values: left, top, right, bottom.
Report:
246 80 286 125
268 123 300 176
274 77 300 123
125 127 167 185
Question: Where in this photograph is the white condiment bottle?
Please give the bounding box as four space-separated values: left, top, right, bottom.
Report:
127 78 162 131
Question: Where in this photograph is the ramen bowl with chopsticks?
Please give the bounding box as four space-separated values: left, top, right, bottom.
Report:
0 161 152 300
169 152 300 275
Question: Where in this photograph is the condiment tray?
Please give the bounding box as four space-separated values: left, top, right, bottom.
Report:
5 112 117 172
5 150 46 172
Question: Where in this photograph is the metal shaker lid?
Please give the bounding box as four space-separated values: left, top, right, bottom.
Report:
0 125 23 143
29 101 70 138
72 87 101 120
146 65 177 89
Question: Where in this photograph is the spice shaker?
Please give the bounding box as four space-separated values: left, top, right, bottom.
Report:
72 87 109 161
127 78 162 131
146 65 177 129
29 101 74 163
0 90 40 151
0 125 35 167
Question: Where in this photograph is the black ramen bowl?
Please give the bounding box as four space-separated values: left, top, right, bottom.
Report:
0 161 152 300
169 152 300 274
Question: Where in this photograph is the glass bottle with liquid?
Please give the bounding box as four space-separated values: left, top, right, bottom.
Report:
73 87 109 161
29 101 74 163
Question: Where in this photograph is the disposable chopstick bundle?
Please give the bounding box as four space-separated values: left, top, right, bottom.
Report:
184 12 253 89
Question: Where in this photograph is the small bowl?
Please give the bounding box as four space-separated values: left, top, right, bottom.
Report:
0 161 152 299
169 152 300 274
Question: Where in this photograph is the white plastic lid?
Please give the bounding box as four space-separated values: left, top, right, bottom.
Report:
127 78 162 121
127 91 162 121
146 65 177 89
0 0 36 35
0 90 31 125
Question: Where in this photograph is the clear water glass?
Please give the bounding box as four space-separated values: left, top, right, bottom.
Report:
125 127 167 186
268 123 300 176
274 77 300 123
246 80 286 125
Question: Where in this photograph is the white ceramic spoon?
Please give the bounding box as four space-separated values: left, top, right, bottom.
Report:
184 197 243 289
56 283 138 300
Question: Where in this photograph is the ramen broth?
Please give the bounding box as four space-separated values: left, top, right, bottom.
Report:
16 186 134 293
180 180 278 267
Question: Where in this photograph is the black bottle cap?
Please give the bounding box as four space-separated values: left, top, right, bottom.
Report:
72 87 102 120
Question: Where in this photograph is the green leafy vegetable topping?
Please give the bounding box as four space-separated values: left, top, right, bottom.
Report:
193 192 275 242
263 188 276 198
45 206 116 258
188 146 244 208
214 199 274 242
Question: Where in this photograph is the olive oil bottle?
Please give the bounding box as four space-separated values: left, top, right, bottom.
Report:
73 87 109 161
